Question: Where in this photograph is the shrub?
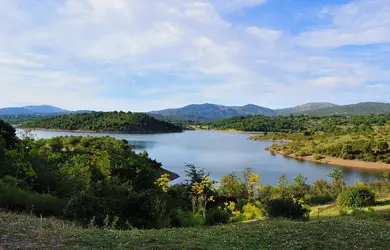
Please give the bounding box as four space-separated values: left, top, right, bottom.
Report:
175 210 204 227
205 208 230 226
257 185 276 204
351 207 379 220
311 179 331 196
308 195 335 205
242 202 264 221
265 198 310 220
377 141 389 151
230 201 264 222
313 154 322 160
0 183 62 216
337 187 376 208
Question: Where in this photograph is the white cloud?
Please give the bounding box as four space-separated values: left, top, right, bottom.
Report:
212 0 266 12
297 0 390 48
0 0 390 111
0 54 43 68
247 26 282 43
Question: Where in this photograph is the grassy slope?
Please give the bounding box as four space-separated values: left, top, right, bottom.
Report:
2 203 390 250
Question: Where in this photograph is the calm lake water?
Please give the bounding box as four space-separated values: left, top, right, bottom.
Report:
27 130 381 185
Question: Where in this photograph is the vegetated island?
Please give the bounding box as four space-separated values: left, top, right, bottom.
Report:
206 114 390 170
21 111 183 134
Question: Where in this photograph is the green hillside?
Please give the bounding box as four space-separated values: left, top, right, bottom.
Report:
205 113 390 132
21 112 182 133
2 207 390 249
276 102 338 115
301 102 390 116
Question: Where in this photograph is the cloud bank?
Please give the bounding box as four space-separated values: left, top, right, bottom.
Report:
1 0 390 111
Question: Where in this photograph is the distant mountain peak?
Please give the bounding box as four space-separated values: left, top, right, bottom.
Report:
0 105 88 116
149 103 275 121
275 102 338 115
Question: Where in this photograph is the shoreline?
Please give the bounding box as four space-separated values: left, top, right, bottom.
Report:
270 149 390 171
190 127 263 134
251 138 292 143
21 128 184 135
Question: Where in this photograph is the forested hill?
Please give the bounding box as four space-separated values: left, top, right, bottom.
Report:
149 103 276 122
21 112 183 133
205 113 390 132
301 102 390 116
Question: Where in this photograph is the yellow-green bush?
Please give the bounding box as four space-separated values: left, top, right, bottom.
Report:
337 187 376 208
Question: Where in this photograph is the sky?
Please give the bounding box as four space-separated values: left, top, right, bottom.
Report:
1 0 390 112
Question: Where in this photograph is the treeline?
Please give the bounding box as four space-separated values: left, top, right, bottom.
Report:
0 114 52 125
302 102 390 116
206 114 390 133
21 112 183 133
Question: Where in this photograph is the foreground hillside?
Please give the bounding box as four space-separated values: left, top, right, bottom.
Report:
1 211 390 249
21 112 182 133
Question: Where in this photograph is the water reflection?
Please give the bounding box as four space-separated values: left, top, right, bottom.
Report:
128 140 156 150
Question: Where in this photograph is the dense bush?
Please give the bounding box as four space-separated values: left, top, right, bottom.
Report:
175 210 204 227
337 187 376 208
205 208 231 226
265 198 310 220
257 185 276 204
0 182 62 216
0 120 18 148
242 202 264 221
0 120 176 229
313 154 322 160
308 195 335 205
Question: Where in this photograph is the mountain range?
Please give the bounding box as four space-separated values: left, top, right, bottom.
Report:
0 105 89 116
149 102 390 121
2 102 390 121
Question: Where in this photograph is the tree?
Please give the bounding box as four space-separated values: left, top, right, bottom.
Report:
341 144 353 157
278 174 289 198
155 173 170 193
0 136 5 159
191 176 215 217
218 173 248 199
0 120 17 148
326 169 343 183
377 141 389 151
247 172 261 199
326 169 345 197
291 173 310 200
362 141 372 154
185 164 208 187
293 173 307 187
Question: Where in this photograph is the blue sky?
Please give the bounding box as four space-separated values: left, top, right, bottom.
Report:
1 0 390 111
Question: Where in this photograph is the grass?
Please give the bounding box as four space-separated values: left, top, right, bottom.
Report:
2 196 390 249
2 209 390 249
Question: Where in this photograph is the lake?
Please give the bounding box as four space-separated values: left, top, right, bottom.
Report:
27 130 381 185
